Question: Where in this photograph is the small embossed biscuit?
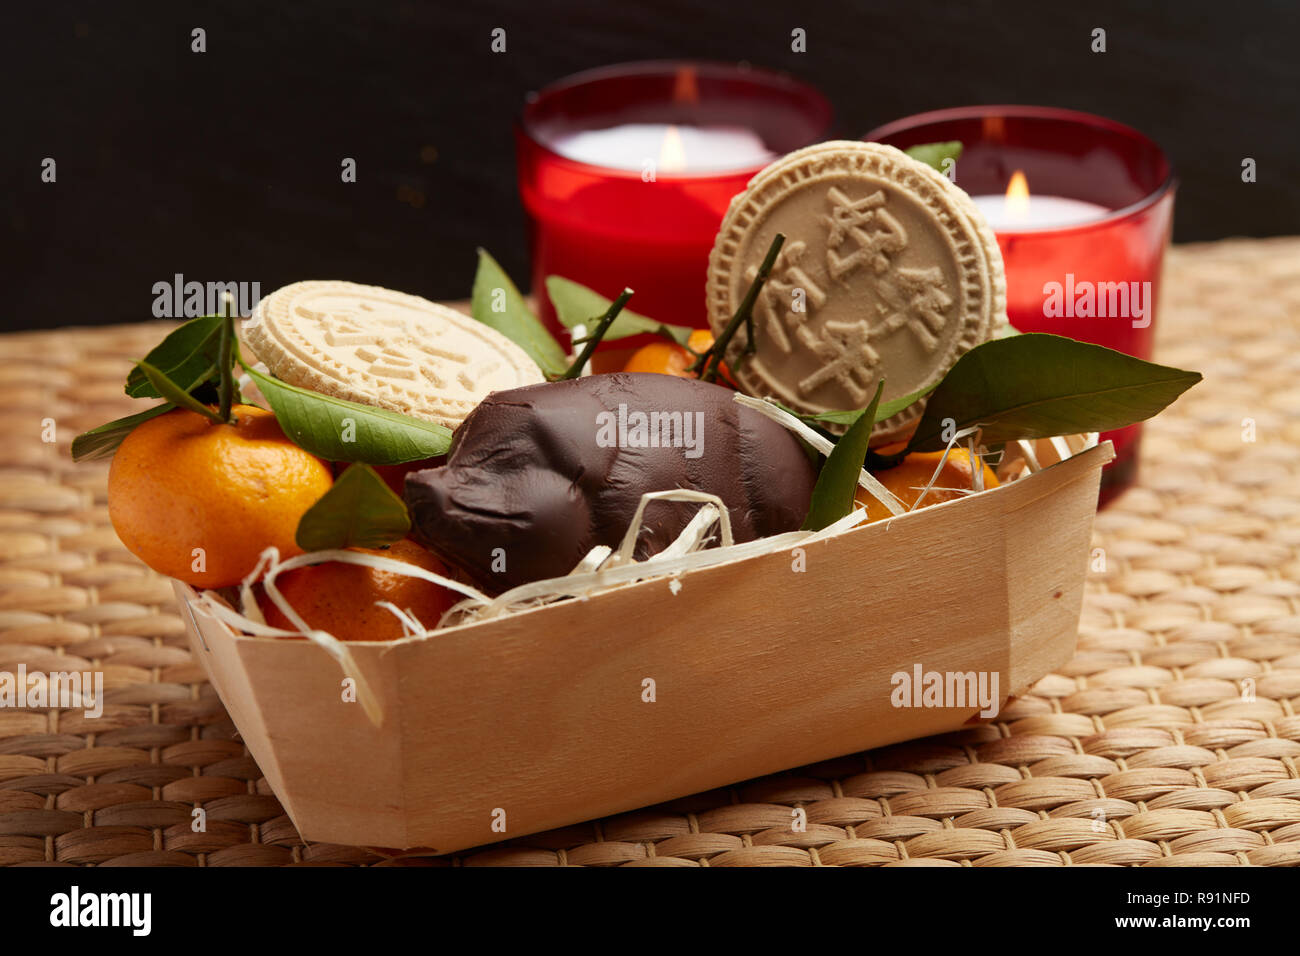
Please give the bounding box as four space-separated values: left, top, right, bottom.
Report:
245 280 544 429
707 140 1005 442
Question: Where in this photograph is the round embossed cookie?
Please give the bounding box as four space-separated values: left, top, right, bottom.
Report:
707 140 1005 441
244 280 544 429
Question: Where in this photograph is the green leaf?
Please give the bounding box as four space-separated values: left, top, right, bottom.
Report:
125 315 223 398
797 408 862 426
71 403 174 462
470 249 568 377
295 463 410 552
872 384 938 423
546 276 695 347
769 380 938 430
241 361 452 464
801 380 884 531
907 333 1202 452
904 141 963 173
135 361 223 422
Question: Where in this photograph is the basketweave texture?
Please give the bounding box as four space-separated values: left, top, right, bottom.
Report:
1 237 1299 867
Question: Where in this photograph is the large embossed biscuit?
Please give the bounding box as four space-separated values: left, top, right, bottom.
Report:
708 141 1005 441
245 281 544 429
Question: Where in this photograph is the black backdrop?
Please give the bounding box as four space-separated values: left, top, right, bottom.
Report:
6 0 1298 332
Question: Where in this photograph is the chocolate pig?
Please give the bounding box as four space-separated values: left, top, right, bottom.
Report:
404 373 817 594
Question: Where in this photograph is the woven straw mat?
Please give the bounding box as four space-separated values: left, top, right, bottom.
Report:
2 237 1299 867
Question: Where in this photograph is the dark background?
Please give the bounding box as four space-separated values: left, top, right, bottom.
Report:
6 0 1298 332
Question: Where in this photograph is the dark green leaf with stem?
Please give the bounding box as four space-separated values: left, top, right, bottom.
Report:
560 289 634 380
240 360 452 464
124 315 224 398
692 232 786 383
127 308 241 427
906 334 1202 452
135 361 224 423
295 463 411 552
801 380 885 531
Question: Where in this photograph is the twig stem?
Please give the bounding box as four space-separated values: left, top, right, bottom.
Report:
560 288 633 380
694 233 785 383
217 312 236 423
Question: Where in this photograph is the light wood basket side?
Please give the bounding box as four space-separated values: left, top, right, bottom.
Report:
174 442 1112 852
1002 442 1114 692
176 585 411 848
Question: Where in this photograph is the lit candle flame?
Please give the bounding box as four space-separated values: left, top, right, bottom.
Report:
1005 169 1031 221
659 125 687 173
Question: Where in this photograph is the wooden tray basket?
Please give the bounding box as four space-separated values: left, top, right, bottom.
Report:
174 441 1114 854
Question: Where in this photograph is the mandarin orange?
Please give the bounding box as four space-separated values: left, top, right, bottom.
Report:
107 405 332 587
856 449 1000 522
257 538 456 641
622 329 718 378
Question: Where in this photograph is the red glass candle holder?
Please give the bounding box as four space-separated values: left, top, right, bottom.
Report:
516 61 832 345
867 106 1176 505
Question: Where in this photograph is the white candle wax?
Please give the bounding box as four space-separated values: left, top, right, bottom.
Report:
548 123 777 173
970 193 1110 231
